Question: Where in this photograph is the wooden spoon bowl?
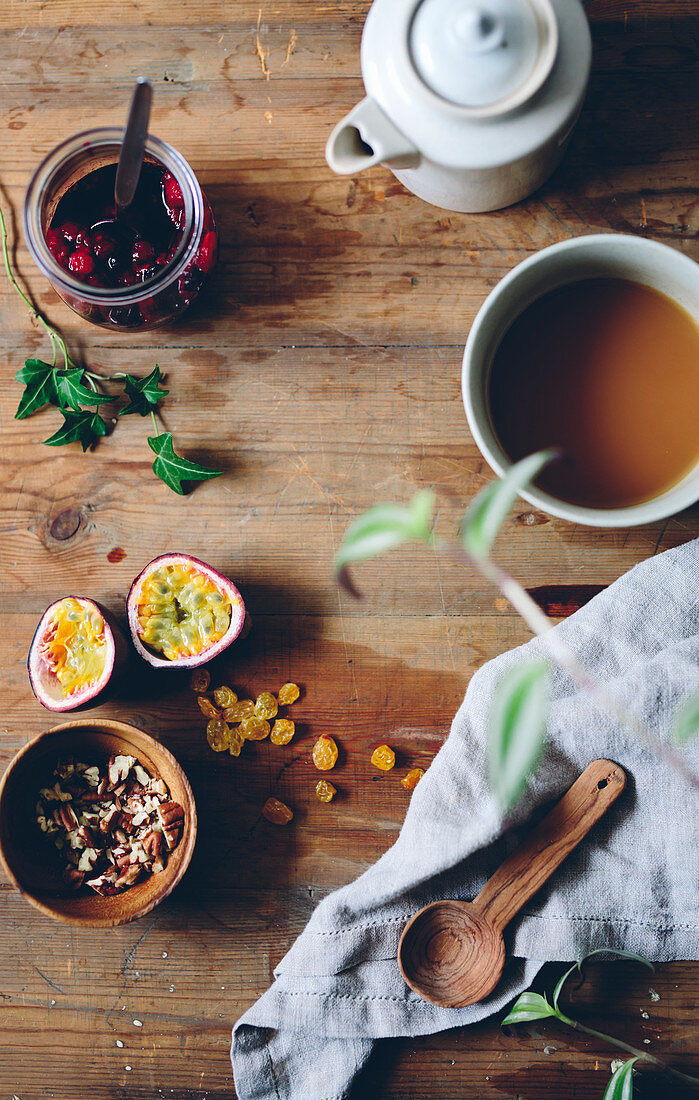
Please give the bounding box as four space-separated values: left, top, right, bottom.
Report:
398 759 626 1008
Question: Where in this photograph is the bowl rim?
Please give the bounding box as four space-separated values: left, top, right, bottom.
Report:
461 233 699 527
0 717 197 927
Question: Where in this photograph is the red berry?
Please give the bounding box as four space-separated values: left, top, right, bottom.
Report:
68 249 95 276
45 229 70 266
139 297 160 324
155 252 169 266
58 221 82 243
132 240 155 265
92 231 120 260
118 271 138 286
195 231 217 274
75 229 92 249
162 171 183 209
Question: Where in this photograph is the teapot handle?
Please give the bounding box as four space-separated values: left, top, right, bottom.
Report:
325 97 420 175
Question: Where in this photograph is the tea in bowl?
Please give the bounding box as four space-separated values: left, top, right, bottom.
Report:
462 235 699 527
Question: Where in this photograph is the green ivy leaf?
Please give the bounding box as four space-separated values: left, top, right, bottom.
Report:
488 660 549 812
460 450 557 559
54 368 113 411
43 408 107 452
120 365 169 416
14 359 57 419
602 1058 638 1100
671 694 699 743
148 431 221 495
553 950 653 1014
502 991 557 1025
334 490 436 572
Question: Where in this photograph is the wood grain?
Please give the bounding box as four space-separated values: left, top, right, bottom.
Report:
0 1 697 1097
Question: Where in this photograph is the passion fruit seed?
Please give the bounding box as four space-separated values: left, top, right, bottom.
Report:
278 682 300 706
190 668 211 693
40 597 107 697
262 797 293 825
228 728 245 757
270 719 295 746
313 736 338 771
206 718 230 752
254 692 278 720
224 700 255 722
136 563 232 661
240 717 271 741
213 685 237 708
371 744 395 771
315 779 336 803
401 767 424 791
198 696 221 720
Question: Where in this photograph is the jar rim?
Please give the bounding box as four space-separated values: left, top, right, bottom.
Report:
23 127 204 304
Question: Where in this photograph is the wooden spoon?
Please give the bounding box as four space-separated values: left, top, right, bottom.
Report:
398 758 626 1008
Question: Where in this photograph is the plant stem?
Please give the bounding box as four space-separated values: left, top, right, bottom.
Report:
555 1011 699 1086
442 538 699 790
150 409 158 436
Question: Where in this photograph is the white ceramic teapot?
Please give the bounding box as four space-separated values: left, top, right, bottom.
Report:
325 0 591 213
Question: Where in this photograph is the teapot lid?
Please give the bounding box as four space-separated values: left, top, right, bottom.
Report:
410 0 558 113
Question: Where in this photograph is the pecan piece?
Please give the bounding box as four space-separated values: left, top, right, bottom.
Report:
53 803 79 831
86 869 120 896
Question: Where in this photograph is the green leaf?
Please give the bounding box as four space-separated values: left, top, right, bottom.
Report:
460 450 557 558
672 694 699 743
148 431 221 494
43 408 107 452
602 1058 638 1100
488 660 549 811
119 365 169 416
502 992 557 1025
14 359 57 419
334 490 435 572
54 368 113 411
553 950 653 1013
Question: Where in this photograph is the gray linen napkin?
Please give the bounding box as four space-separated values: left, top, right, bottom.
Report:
232 539 699 1099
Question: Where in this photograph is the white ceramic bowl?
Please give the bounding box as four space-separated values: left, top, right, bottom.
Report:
461 234 699 527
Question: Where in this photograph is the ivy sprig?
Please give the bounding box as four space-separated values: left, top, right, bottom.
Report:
1 203 220 493
502 949 699 1097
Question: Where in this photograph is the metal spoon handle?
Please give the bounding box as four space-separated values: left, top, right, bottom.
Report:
473 759 626 934
114 79 152 214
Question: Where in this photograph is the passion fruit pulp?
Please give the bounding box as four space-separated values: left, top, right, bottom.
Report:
127 554 246 669
28 597 126 712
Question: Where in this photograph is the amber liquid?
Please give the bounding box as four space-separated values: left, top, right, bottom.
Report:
488 278 699 508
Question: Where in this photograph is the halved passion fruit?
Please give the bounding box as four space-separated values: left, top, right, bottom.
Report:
28 597 126 712
126 554 246 669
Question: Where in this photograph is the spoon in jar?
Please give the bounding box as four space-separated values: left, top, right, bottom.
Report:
114 79 153 215
398 759 626 1008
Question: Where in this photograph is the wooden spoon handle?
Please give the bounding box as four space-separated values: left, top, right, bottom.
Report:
473 759 626 934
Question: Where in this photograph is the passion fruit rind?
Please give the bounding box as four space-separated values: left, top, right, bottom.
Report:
28 597 129 713
126 554 246 669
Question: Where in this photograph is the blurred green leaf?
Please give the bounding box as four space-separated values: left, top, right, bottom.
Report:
334 490 435 572
488 660 549 811
602 1058 638 1100
671 694 699 743
502 991 557 1025
460 450 556 558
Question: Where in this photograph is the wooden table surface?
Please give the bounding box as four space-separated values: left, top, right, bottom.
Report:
1 2 697 1097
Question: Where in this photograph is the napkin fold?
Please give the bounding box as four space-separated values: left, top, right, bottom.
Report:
232 539 699 1100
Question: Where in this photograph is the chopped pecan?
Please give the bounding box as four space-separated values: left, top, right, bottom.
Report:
77 847 100 873
86 869 120 896
53 803 79 831
108 755 136 789
114 864 142 889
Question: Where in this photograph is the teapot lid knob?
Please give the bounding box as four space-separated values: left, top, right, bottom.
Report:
410 0 558 113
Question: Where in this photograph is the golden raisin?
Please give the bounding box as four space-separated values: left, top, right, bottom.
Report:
401 767 424 791
240 717 271 741
224 700 255 722
270 719 295 746
313 735 338 771
198 696 221 720
255 691 278 720
213 685 238 708
262 797 293 825
228 728 245 757
315 779 336 803
206 718 230 752
278 682 300 706
371 744 395 771
190 668 211 694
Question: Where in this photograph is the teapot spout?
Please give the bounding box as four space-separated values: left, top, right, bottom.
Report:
325 97 420 175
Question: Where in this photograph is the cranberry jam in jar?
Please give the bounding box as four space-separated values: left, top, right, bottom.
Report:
24 129 217 331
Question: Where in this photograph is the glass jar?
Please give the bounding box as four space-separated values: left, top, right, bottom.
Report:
23 128 217 331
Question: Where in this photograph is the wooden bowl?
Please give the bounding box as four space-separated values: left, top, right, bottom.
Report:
0 718 197 927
